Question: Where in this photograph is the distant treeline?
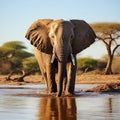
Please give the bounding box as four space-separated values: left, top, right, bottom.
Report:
77 57 120 74
0 41 120 75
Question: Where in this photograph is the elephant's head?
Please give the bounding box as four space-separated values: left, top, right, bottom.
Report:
25 19 96 96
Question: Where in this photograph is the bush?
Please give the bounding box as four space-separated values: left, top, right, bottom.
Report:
0 58 23 74
77 57 98 72
23 57 40 74
97 60 107 70
0 41 34 75
0 61 11 74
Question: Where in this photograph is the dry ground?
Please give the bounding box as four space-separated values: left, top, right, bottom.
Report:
0 73 120 85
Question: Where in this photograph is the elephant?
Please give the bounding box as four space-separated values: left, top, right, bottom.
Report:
25 19 96 97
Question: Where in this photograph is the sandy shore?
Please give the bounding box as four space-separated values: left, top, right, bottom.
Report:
0 74 120 85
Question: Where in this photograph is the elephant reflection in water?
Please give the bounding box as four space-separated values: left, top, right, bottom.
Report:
38 97 76 120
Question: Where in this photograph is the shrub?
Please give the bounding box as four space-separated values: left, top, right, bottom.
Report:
77 57 98 72
23 57 40 74
0 41 33 75
0 61 11 74
97 60 107 70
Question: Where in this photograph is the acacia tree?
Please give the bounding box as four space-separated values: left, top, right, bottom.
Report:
91 23 120 74
0 41 33 74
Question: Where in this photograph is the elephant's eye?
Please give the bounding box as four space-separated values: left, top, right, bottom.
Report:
51 35 55 39
70 35 74 40
50 33 55 39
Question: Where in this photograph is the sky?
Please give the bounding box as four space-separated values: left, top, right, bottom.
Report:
0 0 120 59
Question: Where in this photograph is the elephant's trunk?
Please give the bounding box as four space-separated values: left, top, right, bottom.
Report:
57 61 66 97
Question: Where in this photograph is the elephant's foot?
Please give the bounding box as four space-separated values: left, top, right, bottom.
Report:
44 89 57 94
50 91 57 95
56 91 63 97
46 85 57 94
56 94 62 97
49 92 57 96
50 88 57 93
65 91 74 97
49 89 57 96
51 85 57 93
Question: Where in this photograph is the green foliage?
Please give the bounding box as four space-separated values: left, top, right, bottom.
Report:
0 41 33 59
0 47 13 58
77 57 98 71
0 41 34 74
97 60 107 70
23 57 40 74
77 56 120 74
10 57 22 70
13 50 33 59
2 41 26 50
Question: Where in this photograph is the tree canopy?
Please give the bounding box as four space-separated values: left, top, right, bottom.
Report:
91 22 120 74
91 22 120 33
0 41 33 59
0 41 34 74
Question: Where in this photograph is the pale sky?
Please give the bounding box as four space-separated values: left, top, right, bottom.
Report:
0 0 120 59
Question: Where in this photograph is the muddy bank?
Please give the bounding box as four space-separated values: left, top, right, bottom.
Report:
84 83 120 92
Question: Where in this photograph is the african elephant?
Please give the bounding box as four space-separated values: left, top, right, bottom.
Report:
25 19 96 96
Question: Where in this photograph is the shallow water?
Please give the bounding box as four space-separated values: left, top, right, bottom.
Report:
0 84 120 120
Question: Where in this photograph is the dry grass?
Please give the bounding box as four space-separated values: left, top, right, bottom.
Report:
76 74 120 84
0 73 120 85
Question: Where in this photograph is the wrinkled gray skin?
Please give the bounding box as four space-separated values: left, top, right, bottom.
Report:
25 19 96 97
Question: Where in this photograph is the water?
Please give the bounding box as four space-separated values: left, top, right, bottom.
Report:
0 84 120 120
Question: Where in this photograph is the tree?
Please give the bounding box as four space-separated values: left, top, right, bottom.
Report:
91 23 120 74
0 41 33 59
77 57 98 72
0 41 33 74
23 57 40 74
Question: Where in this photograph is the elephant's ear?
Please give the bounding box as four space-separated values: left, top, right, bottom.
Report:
25 19 53 54
70 20 96 54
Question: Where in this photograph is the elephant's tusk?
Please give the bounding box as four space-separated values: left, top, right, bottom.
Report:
70 54 75 66
51 54 56 63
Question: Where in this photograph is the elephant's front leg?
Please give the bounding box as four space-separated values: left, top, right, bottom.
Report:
66 55 77 95
46 62 57 93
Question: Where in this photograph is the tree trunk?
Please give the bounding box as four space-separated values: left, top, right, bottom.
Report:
104 44 113 75
105 54 113 75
